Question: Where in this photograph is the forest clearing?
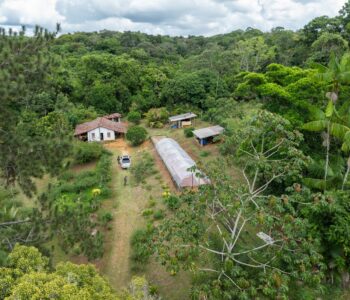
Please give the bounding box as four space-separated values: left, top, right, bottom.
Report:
2 1 350 299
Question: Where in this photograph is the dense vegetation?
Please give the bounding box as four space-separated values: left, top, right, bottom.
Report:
1 1 350 298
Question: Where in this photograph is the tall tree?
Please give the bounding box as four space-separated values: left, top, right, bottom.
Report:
0 25 71 196
306 53 350 188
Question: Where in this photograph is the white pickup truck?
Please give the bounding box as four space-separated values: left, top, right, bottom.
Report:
118 155 131 169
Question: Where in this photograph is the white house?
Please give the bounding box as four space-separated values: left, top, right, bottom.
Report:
74 116 127 142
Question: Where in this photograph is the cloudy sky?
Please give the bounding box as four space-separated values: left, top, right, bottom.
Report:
0 0 347 36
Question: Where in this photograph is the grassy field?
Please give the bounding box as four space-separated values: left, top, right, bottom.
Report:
99 138 192 299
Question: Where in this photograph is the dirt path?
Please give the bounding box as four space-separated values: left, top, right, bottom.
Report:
100 140 146 289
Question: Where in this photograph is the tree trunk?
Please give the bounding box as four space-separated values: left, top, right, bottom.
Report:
342 156 350 190
342 271 350 289
324 122 330 190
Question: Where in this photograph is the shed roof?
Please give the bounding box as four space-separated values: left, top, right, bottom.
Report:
193 125 224 139
154 137 209 188
74 117 127 136
169 112 197 122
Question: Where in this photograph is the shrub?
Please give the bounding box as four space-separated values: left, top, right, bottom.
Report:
153 210 164 220
46 152 112 261
58 171 75 181
142 209 154 217
184 127 195 138
98 211 113 225
130 228 154 265
73 142 105 164
130 152 156 184
127 111 142 124
199 150 210 157
164 195 181 210
126 126 148 146
147 199 156 208
81 231 104 260
145 107 169 128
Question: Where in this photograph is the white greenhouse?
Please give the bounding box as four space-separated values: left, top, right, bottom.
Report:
154 137 210 188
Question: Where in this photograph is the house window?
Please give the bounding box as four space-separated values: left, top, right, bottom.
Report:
91 132 95 139
107 132 111 138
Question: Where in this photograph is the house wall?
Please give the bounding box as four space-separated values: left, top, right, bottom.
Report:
87 127 115 142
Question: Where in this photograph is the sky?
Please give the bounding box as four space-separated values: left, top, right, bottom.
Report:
0 0 347 36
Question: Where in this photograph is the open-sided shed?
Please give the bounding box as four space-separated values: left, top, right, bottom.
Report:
193 125 224 146
154 137 209 188
169 112 197 128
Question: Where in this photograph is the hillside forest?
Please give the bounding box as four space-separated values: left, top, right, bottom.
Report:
1 2 350 299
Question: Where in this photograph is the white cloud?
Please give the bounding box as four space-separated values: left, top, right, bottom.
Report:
0 0 346 36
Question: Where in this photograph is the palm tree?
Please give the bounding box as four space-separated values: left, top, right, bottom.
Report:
303 101 350 190
304 53 350 189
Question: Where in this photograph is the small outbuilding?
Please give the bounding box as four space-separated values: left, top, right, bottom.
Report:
153 137 210 189
104 112 122 123
169 112 197 129
193 125 224 146
74 117 127 142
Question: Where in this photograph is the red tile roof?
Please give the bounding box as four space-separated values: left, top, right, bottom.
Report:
74 117 127 136
104 113 122 119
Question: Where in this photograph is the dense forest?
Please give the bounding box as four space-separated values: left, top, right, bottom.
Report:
1 1 350 299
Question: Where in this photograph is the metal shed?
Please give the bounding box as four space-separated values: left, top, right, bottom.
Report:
193 125 224 146
154 137 209 188
169 112 197 129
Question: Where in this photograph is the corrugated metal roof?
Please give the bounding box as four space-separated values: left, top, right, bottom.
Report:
154 137 209 188
169 112 197 122
193 125 224 139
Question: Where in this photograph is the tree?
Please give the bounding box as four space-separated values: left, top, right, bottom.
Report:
0 25 71 196
299 190 350 288
145 107 169 128
1 245 160 299
232 36 275 72
302 16 342 46
126 126 148 146
309 33 348 65
154 113 324 299
339 0 350 28
305 53 350 188
127 111 142 124
0 244 116 299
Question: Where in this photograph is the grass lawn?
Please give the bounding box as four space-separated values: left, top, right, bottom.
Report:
98 138 192 299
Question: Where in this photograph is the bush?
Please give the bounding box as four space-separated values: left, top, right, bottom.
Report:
184 127 195 138
147 199 156 208
142 209 154 217
126 126 148 146
145 107 169 128
164 195 181 210
130 152 156 184
98 211 113 225
46 152 112 261
73 142 105 164
153 210 164 220
58 171 75 181
199 150 210 157
127 111 142 124
130 228 154 265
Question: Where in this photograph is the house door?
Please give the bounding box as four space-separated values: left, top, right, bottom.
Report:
100 132 104 140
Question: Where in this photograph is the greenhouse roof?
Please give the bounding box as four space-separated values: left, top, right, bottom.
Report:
154 137 209 188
